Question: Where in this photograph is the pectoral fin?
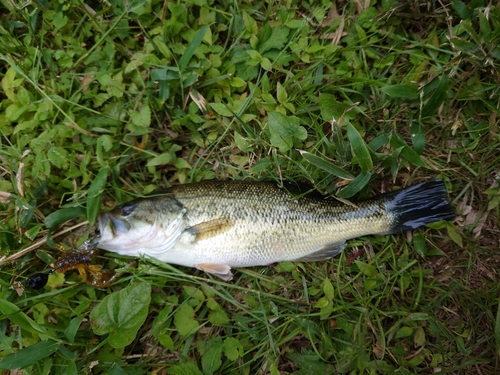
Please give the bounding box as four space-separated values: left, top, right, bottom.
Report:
295 242 346 262
185 218 234 243
197 263 233 281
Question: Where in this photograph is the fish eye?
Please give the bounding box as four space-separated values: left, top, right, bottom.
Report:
121 203 134 216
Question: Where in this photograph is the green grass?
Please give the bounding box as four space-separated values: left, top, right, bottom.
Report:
0 0 499 373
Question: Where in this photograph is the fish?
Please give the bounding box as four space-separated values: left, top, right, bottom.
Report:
96 179 455 280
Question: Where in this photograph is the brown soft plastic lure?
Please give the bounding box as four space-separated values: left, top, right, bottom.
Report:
27 237 135 289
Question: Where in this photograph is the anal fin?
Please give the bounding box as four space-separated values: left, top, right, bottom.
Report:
295 242 346 262
197 263 233 281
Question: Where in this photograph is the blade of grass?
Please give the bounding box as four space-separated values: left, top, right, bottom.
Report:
179 25 209 72
346 124 373 172
298 150 354 180
0 340 60 370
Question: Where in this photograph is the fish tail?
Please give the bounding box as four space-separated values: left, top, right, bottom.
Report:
382 179 455 234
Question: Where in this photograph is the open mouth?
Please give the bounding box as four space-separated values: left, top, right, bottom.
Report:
99 212 131 237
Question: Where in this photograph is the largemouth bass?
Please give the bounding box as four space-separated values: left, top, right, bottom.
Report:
97 179 455 280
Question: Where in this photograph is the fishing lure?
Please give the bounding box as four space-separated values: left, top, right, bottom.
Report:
27 237 133 289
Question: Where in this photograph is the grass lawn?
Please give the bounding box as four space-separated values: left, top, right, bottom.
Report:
1 0 499 373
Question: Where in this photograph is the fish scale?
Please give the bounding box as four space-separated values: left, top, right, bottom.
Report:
97 179 455 280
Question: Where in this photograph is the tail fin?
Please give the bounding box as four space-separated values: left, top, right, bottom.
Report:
382 179 455 234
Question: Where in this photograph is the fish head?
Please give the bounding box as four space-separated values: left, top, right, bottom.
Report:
97 196 187 257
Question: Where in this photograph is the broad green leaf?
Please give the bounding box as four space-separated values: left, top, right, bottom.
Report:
146 153 172 167
368 133 389 152
5 103 26 121
154 39 172 59
208 308 229 326
179 25 209 72
3 66 16 90
299 151 354 180
98 134 114 152
421 74 449 117
318 93 353 123
354 260 378 277
159 334 174 351
459 20 481 45
451 0 472 19
64 316 85 344
260 57 272 71
24 224 41 240
446 222 463 247
322 278 334 300
242 10 258 34
199 7 215 24
267 112 307 152
250 158 272 173
314 297 329 309
409 122 425 154
336 171 371 199
396 326 413 339
414 326 426 347
47 147 69 169
165 2 187 35
183 285 205 305
276 82 287 104
285 19 304 28
52 12 68 29
108 363 130 375
90 282 151 348
449 37 479 54
389 135 427 167
408 313 429 321
223 337 244 361
174 303 199 336
17 197 36 227
210 103 233 116
412 233 426 256
234 131 252 152
259 26 289 54
17 87 31 106
347 123 373 171
14 119 39 134
174 158 192 170
128 103 151 135
0 340 60 370
169 362 203 375
44 207 86 229
479 11 492 43
201 338 224 375
0 300 49 336
488 196 500 211
58 344 76 360
230 77 246 88
152 304 175 337
381 84 419 99
364 279 378 292
86 168 108 225
246 49 262 62
287 352 336 373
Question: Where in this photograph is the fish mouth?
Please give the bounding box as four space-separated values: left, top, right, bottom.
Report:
99 212 131 238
